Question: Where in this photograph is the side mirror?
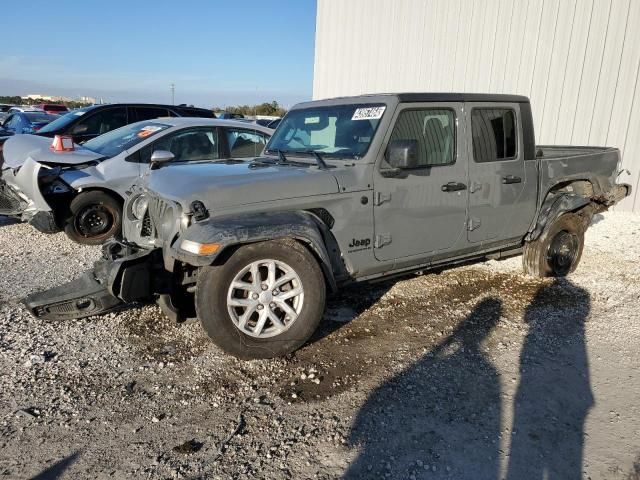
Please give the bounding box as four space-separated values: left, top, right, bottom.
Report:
386 139 419 169
150 150 175 167
70 124 88 135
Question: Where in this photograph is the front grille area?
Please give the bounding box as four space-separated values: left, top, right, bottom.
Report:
142 194 178 242
141 211 153 237
148 195 169 232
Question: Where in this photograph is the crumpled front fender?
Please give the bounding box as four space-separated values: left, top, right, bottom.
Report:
169 210 340 291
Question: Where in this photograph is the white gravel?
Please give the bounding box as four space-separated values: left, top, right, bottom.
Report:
0 211 639 479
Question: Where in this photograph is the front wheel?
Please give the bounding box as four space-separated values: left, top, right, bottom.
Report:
196 239 326 359
522 212 585 277
64 191 122 245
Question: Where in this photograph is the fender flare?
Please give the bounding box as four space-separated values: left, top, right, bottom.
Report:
526 193 592 241
169 210 341 291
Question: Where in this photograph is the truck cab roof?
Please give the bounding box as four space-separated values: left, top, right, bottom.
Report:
294 92 530 109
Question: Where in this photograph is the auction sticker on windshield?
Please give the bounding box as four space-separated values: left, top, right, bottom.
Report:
352 106 386 121
138 125 164 138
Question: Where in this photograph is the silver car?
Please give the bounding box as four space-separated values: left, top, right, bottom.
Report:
0 118 272 244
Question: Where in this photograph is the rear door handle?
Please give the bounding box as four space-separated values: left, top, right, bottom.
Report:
502 175 522 184
441 182 467 192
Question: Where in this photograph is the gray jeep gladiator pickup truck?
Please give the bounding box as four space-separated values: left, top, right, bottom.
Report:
24 93 631 359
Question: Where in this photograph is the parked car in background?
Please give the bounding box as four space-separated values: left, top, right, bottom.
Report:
1 111 59 135
267 118 282 129
0 104 14 123
254 118 276 127
33 103 69 115
32 103 216 144
0 118 272 244
8 106 44 113
217 112 245 120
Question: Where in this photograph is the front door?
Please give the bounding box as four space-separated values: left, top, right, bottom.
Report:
373 103 468 262
466 103 536 243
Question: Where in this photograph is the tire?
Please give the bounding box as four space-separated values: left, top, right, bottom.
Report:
64 191 122 245
522 212 585 278
196 239 326 359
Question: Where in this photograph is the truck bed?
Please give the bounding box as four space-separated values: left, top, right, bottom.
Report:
536 145 617 160
535 145 626 204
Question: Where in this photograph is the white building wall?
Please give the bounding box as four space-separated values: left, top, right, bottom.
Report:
313 0 640 212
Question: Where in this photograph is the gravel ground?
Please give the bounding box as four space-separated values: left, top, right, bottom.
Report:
0 212 639 479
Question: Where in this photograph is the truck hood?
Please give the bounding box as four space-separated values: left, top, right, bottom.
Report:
146 160 340 208
2 134 103 169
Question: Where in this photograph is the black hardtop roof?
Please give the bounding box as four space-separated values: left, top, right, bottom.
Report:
312 92 530 104
396 92 529 103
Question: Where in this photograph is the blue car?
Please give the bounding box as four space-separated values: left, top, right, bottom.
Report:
1 110 59 135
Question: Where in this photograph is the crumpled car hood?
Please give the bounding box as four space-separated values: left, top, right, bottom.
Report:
2 134 103 169
146 159 340 209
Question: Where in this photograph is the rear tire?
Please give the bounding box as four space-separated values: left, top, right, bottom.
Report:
522 212 585 277
64 191 122 245
196 239 326 359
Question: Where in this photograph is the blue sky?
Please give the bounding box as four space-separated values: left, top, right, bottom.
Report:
1 0 317 108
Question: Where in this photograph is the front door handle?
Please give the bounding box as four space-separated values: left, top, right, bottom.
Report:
441 182 467 192
502 175 522 184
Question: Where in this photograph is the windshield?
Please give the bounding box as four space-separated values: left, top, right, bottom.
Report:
265 103 386 158
37 106 93 133
82 121 171 158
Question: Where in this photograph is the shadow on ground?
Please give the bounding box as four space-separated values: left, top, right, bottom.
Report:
30 451 80 480
343 279 592 480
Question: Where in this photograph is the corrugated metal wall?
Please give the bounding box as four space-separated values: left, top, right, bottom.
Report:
313 0 640 211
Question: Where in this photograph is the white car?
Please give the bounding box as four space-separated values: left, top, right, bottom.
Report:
0 118 273 244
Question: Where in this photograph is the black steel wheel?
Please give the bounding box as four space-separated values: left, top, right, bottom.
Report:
523 212 585 277
64 191 122 245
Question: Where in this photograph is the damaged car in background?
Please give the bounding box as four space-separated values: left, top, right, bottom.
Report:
0 118 272 244
23 93 631 360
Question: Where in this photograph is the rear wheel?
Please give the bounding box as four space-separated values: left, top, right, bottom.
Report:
196 239 326 359
64 191 122 245
522 212 585 277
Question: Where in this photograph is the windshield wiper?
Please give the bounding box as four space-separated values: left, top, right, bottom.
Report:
308 150 329 170
277 149 288 165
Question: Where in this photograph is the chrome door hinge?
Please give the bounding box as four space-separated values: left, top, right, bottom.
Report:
467 218 481 231
375 234 392 248
375 192 392 206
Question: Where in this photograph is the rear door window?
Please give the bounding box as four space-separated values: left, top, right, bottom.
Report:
132 107 171 122
76 107 128 136
471 108 517 162
225 128 268 158
152 128 219 162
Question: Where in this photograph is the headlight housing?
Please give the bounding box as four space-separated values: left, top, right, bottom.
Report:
130 195 149 220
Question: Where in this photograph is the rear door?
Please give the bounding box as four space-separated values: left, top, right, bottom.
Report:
466 103 537 243
373 103 468 261
222 127 269 158
70 107 128 143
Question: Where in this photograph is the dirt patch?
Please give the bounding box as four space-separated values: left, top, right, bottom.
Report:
121 305 211 363
278 267 552 402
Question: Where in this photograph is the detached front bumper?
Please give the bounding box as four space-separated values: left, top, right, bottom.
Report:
24 244 156 321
